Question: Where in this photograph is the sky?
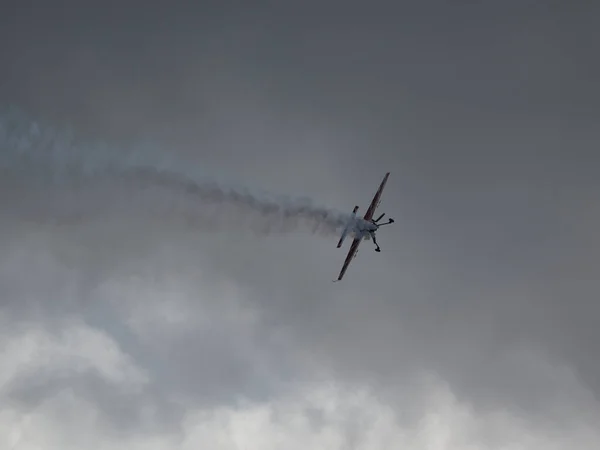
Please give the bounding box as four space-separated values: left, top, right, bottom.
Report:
1 2 599 449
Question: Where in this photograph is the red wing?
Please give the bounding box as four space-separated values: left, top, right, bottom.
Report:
336 238 362 281
363 172 390 221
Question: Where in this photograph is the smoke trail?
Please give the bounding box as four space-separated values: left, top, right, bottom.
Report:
0 108 364 237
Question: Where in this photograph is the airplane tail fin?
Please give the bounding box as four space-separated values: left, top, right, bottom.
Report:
337 206 359 248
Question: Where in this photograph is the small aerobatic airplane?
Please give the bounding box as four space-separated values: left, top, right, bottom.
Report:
334 172 394 281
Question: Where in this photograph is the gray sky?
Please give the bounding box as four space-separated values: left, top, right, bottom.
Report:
1 2 599 448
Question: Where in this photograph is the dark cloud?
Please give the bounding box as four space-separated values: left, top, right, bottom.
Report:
1 0 599 444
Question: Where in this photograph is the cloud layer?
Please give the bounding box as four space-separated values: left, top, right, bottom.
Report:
1 2 599 449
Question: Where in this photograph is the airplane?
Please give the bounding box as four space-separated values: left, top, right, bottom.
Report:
334 172 394 281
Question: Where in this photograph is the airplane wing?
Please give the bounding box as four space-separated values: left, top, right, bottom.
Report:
362 172 390 221
335 237 362 281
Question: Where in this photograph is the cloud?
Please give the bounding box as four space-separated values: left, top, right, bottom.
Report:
1 374 599 450
1 218 599 448
1 2 600 449
0 318 148 392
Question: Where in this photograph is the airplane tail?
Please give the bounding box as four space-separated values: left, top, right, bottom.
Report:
337 205 359 248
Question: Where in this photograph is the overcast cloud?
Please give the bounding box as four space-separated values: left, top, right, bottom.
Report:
1 2 599 449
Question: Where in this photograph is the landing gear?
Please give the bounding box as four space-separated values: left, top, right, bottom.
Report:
369 231 381 252
373 213 395 227
376 218 394 226
370 213 395 252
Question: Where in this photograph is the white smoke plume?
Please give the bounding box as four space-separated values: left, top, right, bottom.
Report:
0 108 363 237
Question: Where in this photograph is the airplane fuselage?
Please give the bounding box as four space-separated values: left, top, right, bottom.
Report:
348 219 378 239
